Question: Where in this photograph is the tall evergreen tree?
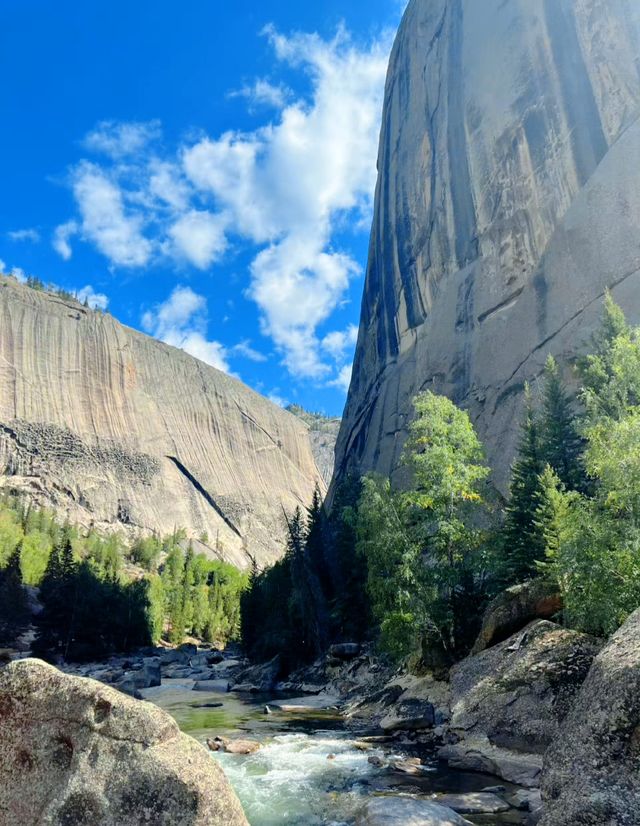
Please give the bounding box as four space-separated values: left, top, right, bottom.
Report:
501 386 547 583
0 545 29 645
539 356 586 492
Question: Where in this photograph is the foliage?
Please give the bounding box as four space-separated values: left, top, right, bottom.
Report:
241 492 331 670
357 392 492 663
540 297 640 636
499 387 547 584
539 356 586 492
0 493 248 657
0 547 29 645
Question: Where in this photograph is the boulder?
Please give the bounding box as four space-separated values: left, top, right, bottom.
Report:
356 797 472 825
0 659 247 825
447 621 601 757
192 679 229 693
231 655 281 692
439 738 543 789
434 793 510 815
328 643 361 660
471 580 562 654
142 656 161 687
206 737 261 755
540 608 640 826
380 697 435 732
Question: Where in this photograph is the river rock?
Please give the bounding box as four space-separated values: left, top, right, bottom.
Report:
380 697 435 732
0 658 247 825
540 608 640 826
356 797 472 825
232 655 281 692
447 620 601 757
439 738 543 789
471 580 562 654
434 793 510 815
329 643 361 660
192 679 229 693
142 656 161 687
207 737 261 756
332 0 640 498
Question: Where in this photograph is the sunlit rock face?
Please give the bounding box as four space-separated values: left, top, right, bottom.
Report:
334 0 640 494
0 276 322 568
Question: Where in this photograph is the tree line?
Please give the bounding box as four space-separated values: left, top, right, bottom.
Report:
242 294 640 669
0 501 247 660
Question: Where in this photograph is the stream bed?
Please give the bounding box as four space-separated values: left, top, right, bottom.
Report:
144 679 527 826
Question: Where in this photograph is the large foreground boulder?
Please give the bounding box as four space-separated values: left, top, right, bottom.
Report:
0 659 248 825
540 609 640 826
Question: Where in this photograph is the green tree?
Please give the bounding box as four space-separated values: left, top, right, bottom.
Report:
500 387 547 584
0 546 29 645
539 356 586 491
357 391 491 663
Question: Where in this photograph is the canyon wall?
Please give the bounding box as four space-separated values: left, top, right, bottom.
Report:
0 276 322 568
334 0 640 493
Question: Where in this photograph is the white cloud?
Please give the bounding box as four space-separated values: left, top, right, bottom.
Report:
72 162 153 267
76 285 109 310
183 25 390 377
52 220 78 260
8 228 40 243
53 24 392 381
84 120 161 159
230 79 292 110
321 324 358 360
268 391 289 408
232 340 268 362
168 210 228 269
328 363 353 393
148 160 190 210
142 285 230 373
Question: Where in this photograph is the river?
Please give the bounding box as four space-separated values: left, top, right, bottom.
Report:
144 679 528 826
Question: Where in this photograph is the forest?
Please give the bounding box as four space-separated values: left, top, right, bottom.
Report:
242 294 640 670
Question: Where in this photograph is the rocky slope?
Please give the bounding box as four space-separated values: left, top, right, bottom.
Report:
334 0 640 494
287 405 341 486
0 276 322 567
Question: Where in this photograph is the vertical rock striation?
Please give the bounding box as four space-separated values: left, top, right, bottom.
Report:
0 276 322 567
334 0 640 493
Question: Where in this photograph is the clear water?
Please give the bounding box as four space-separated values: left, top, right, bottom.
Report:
144 679 526 826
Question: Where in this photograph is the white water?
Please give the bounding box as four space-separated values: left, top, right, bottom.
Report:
213 732 386 825
145 680 525 826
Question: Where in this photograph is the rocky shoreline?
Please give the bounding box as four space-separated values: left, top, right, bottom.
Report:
5 592 640 824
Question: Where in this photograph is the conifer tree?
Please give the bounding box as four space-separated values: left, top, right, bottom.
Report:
501 386 547 583
539 356 586 492
0 545 29 645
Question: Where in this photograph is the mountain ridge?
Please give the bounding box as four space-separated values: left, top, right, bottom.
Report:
0 274 323 568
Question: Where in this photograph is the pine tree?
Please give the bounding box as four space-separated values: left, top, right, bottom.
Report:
539 356 586 492
501 386 547 583
0 545 29 645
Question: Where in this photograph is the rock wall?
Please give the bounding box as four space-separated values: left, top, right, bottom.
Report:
0 276 322 567
334 0 640 494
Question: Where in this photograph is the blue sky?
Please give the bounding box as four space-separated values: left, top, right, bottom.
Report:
0 1 405 415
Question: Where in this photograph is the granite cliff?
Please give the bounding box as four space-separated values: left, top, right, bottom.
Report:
0 276 322 568
334 0 640 493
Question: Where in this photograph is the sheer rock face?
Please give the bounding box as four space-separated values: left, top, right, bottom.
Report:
0 277 322 568
0 659 248 826
334 0 640 494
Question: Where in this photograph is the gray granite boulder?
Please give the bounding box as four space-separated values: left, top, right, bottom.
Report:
540 609 640 826
0 659 247 825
